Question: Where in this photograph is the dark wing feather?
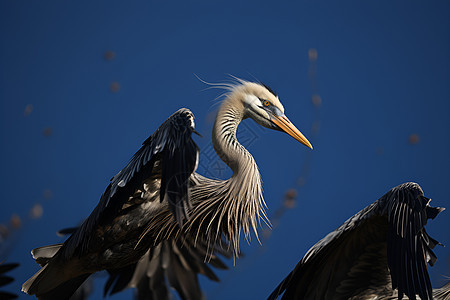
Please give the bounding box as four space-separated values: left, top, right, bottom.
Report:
268 182 444 300
104 237 232 300
383 183 444 300
104 264 135 296
55 224 231 300
0 263 19 299
62 108 199 258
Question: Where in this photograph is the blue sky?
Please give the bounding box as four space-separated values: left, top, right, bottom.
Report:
1 1 449 299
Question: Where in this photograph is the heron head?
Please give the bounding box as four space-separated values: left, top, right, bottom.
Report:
235 81 313 149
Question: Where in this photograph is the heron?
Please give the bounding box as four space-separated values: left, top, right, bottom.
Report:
268 182 447 300
22 79 313 299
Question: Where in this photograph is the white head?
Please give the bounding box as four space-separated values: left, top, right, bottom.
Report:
224 79 313 149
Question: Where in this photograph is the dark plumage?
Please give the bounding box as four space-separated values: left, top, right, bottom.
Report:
22 108 200 299
261 82 278 97
0 262 19 299
34 226 232 300
268 182 445 300
104 237 231 300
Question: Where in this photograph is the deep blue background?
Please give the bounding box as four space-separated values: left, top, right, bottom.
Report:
1 1 449 299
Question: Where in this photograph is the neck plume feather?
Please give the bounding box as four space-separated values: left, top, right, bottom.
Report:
186 101 268 257
143 100 268 258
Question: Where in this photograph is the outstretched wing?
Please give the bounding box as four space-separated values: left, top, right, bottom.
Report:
64 108 199 258
269 182 444 300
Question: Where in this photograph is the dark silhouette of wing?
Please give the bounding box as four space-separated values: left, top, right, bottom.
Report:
269 182 444 300
0 262 19 299
22 108 200 299
49 226 232 300
64 108 199 259
104 236 231 300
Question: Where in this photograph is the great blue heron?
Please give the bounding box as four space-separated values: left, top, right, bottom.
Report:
22 79 313 299
268 182 447 300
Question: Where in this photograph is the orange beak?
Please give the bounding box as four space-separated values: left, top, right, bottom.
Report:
271 115 313 149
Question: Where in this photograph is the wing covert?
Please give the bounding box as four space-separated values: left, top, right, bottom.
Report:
64 108 199 258
109 107 199 225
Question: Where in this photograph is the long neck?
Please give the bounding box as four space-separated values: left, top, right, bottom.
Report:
212 102 246 174
205 101 266 254
212 102 262 188
163 100 267 258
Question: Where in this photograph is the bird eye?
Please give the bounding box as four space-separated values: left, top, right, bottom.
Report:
263 100 270 107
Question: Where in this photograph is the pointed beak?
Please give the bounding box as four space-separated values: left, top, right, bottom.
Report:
271 115 313 149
